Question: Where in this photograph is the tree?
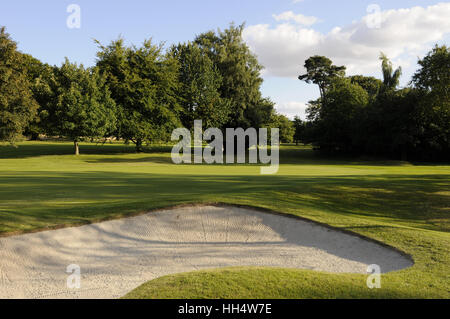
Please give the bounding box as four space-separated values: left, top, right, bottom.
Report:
170 42 231 130
298 56 346 99
266 112 295 144
412 45 449 99
245 97 274 131
0 27 38 143
20 53 53 139
194 24 271 130
348 75 382 101
379 53 402 92
96 38 182 151
315 78 369 152
411 45 450 159
293 116 305 145
42 59 116 155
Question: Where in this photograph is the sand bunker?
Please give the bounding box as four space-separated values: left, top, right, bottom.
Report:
0 205 412 299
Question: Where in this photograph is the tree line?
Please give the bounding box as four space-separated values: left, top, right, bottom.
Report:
1 24 448 160
296 47 449 161
0 24 294 154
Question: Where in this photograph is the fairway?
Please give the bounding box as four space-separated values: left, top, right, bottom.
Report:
0 141 449 298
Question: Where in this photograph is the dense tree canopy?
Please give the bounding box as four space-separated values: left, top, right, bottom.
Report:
265 112 295 144
298 56 346 99
0 27 38 143
299 48 449 160
348 75 382 101
379 52 402 92
170 42 231 130
0 24 447 161
42 59 116 155
96 38 181 151
316 78 369 152
410 45 450 159
194 24 272 129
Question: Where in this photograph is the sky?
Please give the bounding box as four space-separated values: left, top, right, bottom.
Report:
1 0 449 119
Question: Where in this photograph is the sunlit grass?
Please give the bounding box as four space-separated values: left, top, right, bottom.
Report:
0 141 449 298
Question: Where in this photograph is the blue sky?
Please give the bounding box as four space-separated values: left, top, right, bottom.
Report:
1 0 449 119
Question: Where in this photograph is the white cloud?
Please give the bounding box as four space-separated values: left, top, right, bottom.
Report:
292 0 305 3
243 3 450 78
275 101 308 120
273 11 318 26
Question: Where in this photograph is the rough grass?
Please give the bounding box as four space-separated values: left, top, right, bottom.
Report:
0 141 449 298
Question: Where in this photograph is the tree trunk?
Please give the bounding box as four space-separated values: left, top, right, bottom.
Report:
30 132 39 141
135 139 143 153
74 140 79 155
401 145 407 161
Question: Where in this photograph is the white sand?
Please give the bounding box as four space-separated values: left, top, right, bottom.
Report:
0 205 412 299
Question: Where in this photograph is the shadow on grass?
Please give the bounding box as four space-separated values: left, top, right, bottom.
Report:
0 170 448 234
0 142 173 159
3 142 445 166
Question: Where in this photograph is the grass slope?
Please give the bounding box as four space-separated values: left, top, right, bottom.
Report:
0 141 449 298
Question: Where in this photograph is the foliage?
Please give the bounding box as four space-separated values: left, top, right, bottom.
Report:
379 52 402 92
265 112 295 143
293 116 305 145
316 78 369 152
19 53 53 139
301 47 449 160
195 24 272 129
41 59 116 154
170 42 231 129
298 55 346 98
348 75 382 101
0 27 38 143
410 45 450 159
96 38 181 151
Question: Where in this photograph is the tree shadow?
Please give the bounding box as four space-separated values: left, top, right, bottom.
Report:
0 170 448 234
0 142 173 159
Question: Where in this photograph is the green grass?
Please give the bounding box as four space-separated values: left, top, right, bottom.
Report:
0 141 449 298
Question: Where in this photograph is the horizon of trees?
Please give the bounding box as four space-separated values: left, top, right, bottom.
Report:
1 24 295 155
0 24 448 160
296 46 449 161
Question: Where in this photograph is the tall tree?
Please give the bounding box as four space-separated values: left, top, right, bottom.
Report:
314 78 369 152
298 56 346 99
96 38 181 151
20 53 53 139
293 116 305 146
0 27 38 143
170 42 231 129
42 59 116 155
194 24 271 129
265 111 295 144
411 45 450 159
348 75 382 102
412 45 450 100
379 53 402 92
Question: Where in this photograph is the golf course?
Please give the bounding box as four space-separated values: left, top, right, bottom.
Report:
0 141 448 298
1 4 449 301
